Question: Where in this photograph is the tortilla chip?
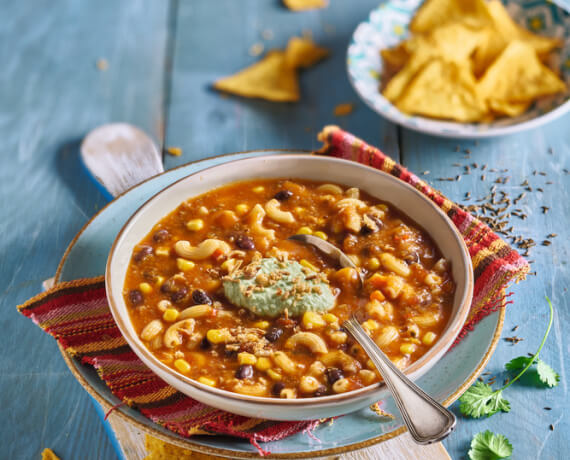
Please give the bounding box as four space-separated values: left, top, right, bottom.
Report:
144 435 219 460
380 44 410 74
383 23 484 101
214 51 299 102
41 449 61 460
283 0 328 10
473 1 562 75
488 99 531 117
396 59 489 122
410 0 492 33
487 1 561 56
285 37 329 68
478 40 566 103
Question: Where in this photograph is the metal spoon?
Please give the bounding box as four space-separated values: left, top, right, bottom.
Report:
288 233 456 444
288 234 364 286
343 317 456 444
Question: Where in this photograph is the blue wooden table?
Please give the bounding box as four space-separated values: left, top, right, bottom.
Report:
2 1 568 459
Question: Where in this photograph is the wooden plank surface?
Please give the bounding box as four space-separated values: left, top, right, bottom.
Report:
0 1 170 459
1 0 568 459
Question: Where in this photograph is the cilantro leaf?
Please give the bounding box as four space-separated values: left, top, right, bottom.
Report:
505 356 532 371
459 381 510 418
468 430 513 460
536 360 560 387
505 357 559 388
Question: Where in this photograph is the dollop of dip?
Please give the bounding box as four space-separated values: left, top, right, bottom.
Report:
223 257 335 318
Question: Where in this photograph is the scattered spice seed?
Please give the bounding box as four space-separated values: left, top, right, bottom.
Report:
547 233 557 238
548 147 553 154
465 149 472 154
481 164 487 171
503 378 510 385
541 206 550 214
546 181 553 185
421 170 430 175
539 171 547 176
456 175 462 182
550 424 555 431
452 163 462 167
504 336 524 344
481 174 486 181
537 187 544 192
512 325 519 332
542 240 552 246
544 407 552 410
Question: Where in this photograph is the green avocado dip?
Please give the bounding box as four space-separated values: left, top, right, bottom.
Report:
222 257 335 318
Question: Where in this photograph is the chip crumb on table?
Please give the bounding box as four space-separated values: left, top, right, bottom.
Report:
283 0 328 11
41 448 61 460
166 147 182 157
333 102 355 117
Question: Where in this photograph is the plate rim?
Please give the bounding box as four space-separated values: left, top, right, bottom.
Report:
346 0 570 139
54 150 505 459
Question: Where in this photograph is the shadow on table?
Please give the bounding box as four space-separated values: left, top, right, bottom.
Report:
55 138 108 218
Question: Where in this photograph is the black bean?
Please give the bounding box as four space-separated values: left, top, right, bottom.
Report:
325 368 344 384
314 385 328 397
160 280 173 293
133 246 153 262
235 364 254 379
264 327 283 342
274 190 293 201
200 336 211 350
360 225 374 236
272 382 286 396
170 286 188 303
235 234 255 250
152 229 170 242
128 289 144 306
192 289 212 305
224 348 237 358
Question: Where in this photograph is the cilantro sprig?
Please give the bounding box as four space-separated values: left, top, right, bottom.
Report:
468 430 513 460
459 297 558 418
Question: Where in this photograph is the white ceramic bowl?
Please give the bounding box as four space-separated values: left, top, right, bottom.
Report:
106 155 474 420
347 0 570 138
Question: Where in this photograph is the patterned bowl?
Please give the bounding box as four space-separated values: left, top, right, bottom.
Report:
347 0 570 138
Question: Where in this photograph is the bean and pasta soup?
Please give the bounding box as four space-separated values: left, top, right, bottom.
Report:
124 179 455 398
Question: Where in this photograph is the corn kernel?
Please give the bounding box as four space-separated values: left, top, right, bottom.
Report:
221 258 237 273
422 332 437 345
300 259 318 272
198 206 209 216
370 290 385 302
253 320 270 330
206 329 228 344
294 207 306 215
186 219 204 231
362 319 379 332
302 311 327 330
155 247 170 257
139 282 152 294
400 343 417 355
255 357 272 371
177 258 195 272
238 352 257 365
235 204 249 216
367 257 380 271
297 226 313 235
187 352 206 366
334 267 359 286
155 275 165 286
252 186 265 193
198 376 216 387
267 369 282 381
174 359 191 373
313 231 328 240
163 308 180 322
323 313 338 324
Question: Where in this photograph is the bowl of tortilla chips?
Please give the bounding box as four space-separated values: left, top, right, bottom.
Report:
347 0 570 138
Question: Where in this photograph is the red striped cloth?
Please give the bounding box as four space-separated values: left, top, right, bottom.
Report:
18 127 528 453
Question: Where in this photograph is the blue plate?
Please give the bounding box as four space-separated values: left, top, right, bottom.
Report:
56 151 504 458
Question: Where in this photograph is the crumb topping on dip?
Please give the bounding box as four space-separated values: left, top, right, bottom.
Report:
223 257 335 318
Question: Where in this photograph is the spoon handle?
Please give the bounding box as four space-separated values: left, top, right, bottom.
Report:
343 317 456 444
